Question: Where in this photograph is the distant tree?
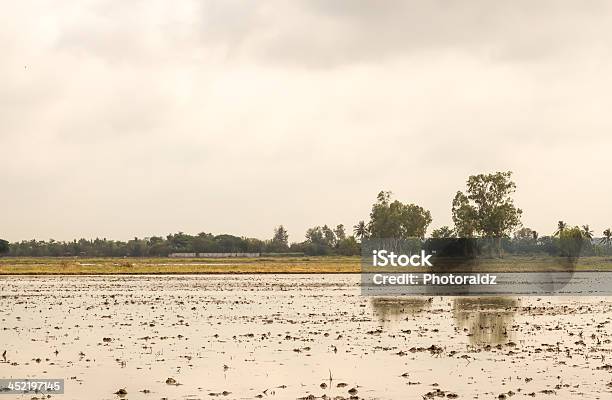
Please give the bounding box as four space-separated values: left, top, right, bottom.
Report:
600 229 612 247
512 227 538 254
191 232 215 253
305 226 325 245
368 191 432 239
4 231 280 257
353 221 369 241
554 221 567 237
127 237 146 257
452 171 522 256
431 226 456 239
148 236 170 256
167 232 192 252
244 238 266 253
271 225 289 250
514 227 536 241
0 239 9 255
581 225 594 240
322 225 337 247
304 226 332 255
215 234 247 252
334 224 346 242
337 236 360 256
299 224 358 256
558 226 584 258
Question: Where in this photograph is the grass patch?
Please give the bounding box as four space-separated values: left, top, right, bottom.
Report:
0 256 361 274
0 256 611 275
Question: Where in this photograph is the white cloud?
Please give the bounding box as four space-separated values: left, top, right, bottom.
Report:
1 0 612 241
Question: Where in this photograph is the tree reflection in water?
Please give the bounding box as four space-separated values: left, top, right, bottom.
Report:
370 297 432 326
452 297 519 345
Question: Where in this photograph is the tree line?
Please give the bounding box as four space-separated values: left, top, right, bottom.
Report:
2 171 611 257
2 227 360 257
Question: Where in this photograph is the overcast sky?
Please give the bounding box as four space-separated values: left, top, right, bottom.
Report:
2 1 612 242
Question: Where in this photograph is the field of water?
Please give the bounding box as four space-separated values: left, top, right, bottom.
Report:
1 275 612 399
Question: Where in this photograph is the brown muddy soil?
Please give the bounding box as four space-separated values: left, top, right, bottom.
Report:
1 275 612 399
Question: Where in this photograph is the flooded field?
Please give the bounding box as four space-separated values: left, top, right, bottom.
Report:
1 275 612 399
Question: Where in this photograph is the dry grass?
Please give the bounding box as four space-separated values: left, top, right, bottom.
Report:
0 255 611 275
0 256 361 274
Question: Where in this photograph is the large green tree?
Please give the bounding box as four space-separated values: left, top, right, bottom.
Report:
451 191 478 237
368 191 432 239
452 171 522 255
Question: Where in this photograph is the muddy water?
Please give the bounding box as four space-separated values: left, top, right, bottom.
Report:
1 275 612 399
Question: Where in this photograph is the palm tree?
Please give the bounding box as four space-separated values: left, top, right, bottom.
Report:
582 225 594 240
554 221 567 237
601 229 612 247
353 221 369 241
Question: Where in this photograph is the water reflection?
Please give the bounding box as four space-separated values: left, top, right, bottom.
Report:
370 297 432 325
452 297 518 345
